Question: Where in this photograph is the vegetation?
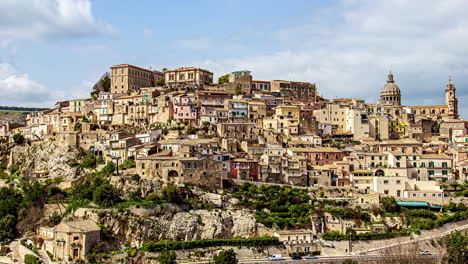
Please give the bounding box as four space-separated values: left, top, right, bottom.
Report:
444 231 468 264
158 250 177 264
101 75 111 92
323 230 407 241
342 260 358 264
186 126 198 135
142 237 280 252
69 174 121 209
381 197 400 213
218 74 229 85
24 254 42 264
12 133 25 145
119 160 136 170
80 153 97 169
235 84 242 95
235 183 313 229
156 79 165 86
161 184 182 204
212 249 238 264
0 106 48 112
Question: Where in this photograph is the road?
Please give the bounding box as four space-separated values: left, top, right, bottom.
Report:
356 221 468 254
185 254 439 264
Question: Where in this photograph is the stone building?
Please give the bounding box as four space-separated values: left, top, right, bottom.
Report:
37 220 100 261
110 64 164 94
164 67 213 88
135 152 223 188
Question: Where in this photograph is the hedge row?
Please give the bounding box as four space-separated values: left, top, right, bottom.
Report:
142 237 281 252
322 230 407 241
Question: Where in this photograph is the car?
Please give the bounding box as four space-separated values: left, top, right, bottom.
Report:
305 255 319 259
268 254 285 261
323 243 335 248
419 250 432 255
291 255 302 260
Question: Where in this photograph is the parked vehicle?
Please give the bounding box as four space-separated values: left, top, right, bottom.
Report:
323 243 335 248
419 250 432 255
291 255 302 260
268 254 285 261
305 255 319 259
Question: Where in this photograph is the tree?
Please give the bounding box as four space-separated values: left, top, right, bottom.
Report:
101 75 111 92
156 79 165 86
162 68 168 72
90 90 100 100
13 133 24 145
381 197 400 213
158 250 177 264
161 185 181 203
235 84 242 95
444 231 468 264
92 183 120 207
212 249 238 264
218 74 229 85
0 214 16 241
81 153 97 169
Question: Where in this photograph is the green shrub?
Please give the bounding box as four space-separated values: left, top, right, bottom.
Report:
408 209 436 219
213 249 238 264
161 185 181 203
80 153 97 169
158 250 177 264
24 254 42 264
142 237 280 252
119 160 136 170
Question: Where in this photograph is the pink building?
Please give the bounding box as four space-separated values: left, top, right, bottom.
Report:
173 95 197 125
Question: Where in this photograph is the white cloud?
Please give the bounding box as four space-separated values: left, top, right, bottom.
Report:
0 63 51 107
0 0 113 40
196 0 468 119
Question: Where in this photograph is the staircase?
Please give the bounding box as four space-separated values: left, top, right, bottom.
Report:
38 250 51 264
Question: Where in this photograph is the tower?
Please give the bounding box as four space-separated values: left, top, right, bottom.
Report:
445 77 459 119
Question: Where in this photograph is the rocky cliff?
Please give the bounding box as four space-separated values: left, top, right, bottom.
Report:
9 139 80 179
73 205 270 247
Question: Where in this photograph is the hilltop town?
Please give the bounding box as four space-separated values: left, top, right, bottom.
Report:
0 64 467 263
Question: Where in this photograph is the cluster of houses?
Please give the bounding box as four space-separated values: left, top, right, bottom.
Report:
2 64 467 260
0 65 466 201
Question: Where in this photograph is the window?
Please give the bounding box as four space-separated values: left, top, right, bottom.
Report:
384 190 389 194
442 170 448 176
396 180 401 184
429 162 434 168
442 162 448 168
396 162 400 168
73 236 79 241
429 170 434 176
383 180 389 184
397 190 401 197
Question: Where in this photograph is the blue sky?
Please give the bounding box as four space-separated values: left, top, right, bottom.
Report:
0 0 467 118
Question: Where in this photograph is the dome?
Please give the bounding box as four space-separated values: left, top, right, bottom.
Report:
381 72 401 95
382 82 401 94
380 71 401 106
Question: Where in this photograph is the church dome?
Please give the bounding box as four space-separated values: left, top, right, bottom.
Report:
381 72 401 95
380 71 401 106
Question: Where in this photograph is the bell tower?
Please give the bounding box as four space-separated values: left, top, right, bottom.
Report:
445 77 459 119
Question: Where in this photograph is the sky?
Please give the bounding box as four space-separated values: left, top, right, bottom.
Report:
0 0 467 118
